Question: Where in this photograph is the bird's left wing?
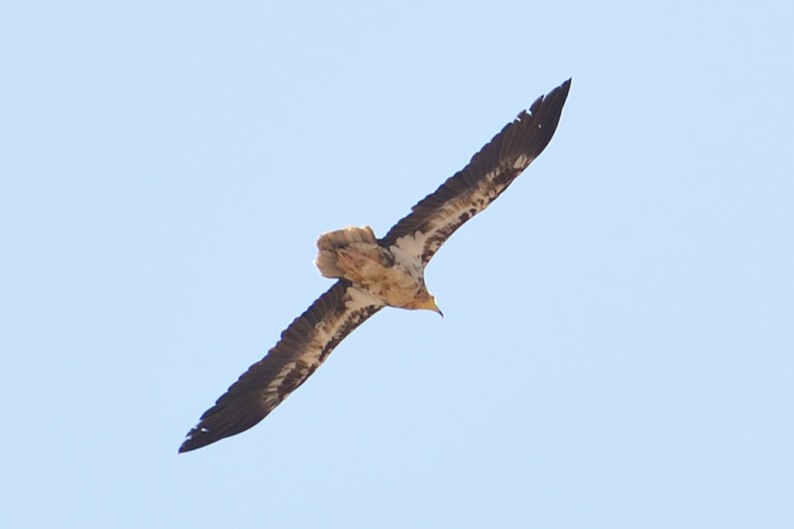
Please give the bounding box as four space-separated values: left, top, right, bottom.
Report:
179 280 383 452
380 79 571 264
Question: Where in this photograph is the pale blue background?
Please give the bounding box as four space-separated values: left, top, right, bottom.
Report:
1 1 792 527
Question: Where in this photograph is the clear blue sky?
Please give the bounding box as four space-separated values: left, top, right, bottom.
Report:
2 1 792 527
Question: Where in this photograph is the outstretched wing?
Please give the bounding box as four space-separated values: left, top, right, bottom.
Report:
380 79 571 264
179 280 384 452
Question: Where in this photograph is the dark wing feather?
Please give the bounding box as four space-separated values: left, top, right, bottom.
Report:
380 79 571 264
179 280 382 453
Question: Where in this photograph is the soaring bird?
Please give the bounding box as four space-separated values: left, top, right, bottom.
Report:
179 79 571 453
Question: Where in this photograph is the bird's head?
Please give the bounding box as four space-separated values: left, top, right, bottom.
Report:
411 291 444 317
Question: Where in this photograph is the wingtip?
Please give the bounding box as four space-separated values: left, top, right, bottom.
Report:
178 424 226 453
551 78 572 100
178 425 216 453
177 434 197 454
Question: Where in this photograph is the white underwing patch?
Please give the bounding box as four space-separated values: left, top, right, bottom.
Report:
264 361 297 406
345 286 385 311
392 230 428 261
513 154 529 169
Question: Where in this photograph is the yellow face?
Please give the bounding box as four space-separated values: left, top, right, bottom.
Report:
413 293 443 317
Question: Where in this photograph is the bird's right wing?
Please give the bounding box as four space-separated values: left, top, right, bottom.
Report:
380 79 571 265
179 280 384 453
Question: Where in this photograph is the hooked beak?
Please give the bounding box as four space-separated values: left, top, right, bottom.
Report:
419 295 444 317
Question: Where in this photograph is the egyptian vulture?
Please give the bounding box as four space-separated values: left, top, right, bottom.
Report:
179 79 571 452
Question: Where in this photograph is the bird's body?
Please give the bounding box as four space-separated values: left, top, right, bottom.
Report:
315 225 437 312
179 79 571 453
